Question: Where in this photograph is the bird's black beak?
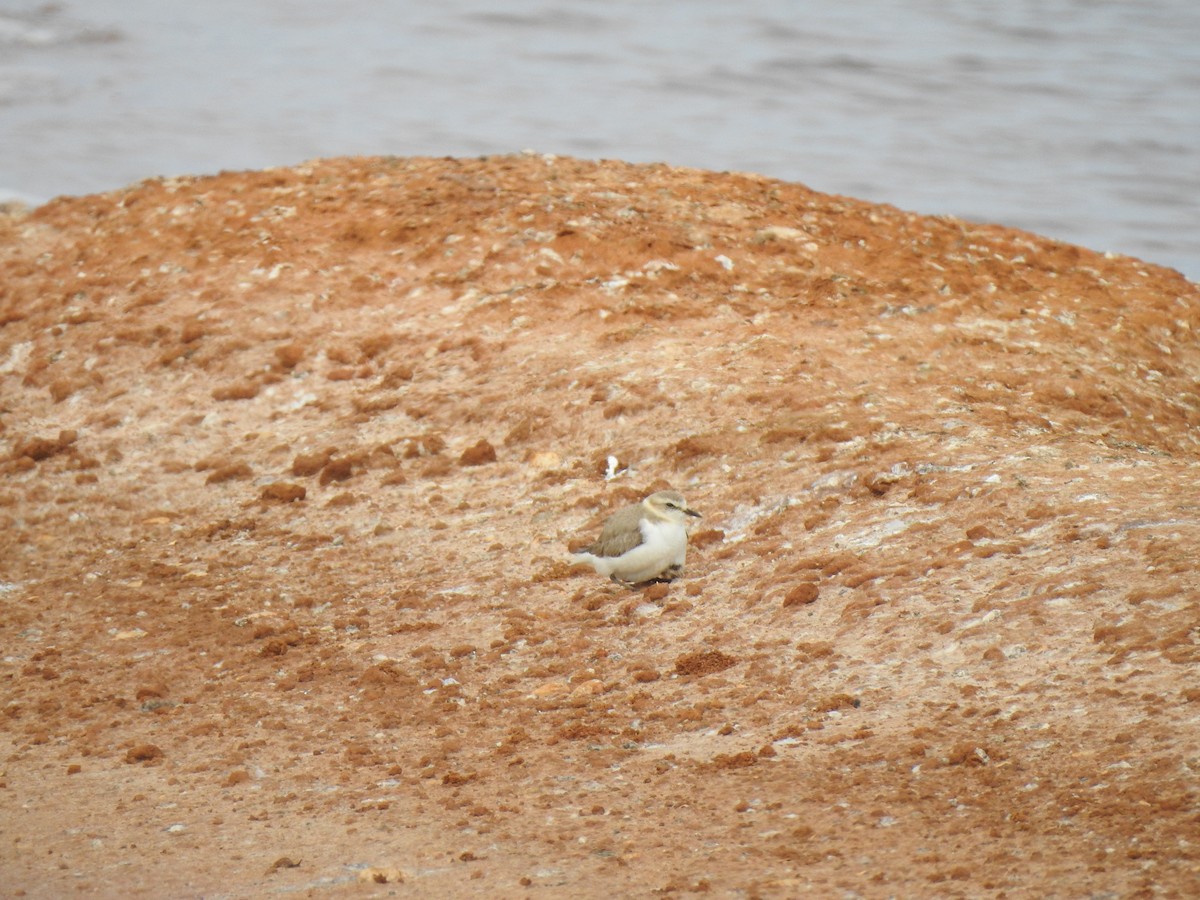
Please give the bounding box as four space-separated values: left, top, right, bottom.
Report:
686 508 702 518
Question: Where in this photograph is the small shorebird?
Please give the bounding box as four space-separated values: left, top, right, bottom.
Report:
571 490 702 584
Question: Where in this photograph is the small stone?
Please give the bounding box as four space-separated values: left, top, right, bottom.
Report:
124 744 164 764
644 583 670 602
212 381 261 401
459 439 497 466
260 482 306 503
274 343 305 369
356 866 405 884
866 472 900 495
756 225 809 242
675 650 738 677
527 450 561 469
205 463 253 484
318 457 355 485
570 678 604 698
783 583 819 607
530 681 569 698
292 449 335 476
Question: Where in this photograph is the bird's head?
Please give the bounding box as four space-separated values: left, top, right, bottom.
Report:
643 490 702 524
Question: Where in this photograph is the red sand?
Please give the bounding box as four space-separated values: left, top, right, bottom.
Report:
2 153 1199 897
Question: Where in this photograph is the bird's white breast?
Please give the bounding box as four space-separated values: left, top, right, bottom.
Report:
639 516 688 561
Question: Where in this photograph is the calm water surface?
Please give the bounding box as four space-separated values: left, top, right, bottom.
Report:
1 0 1197 279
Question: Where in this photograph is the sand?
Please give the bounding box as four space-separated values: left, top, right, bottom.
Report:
2 153 1198 897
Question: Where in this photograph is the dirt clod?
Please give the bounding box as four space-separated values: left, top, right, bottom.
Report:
782 583 820 607
459 438 497 466
124 744 164 765
260 482 306 503
675 650 739 677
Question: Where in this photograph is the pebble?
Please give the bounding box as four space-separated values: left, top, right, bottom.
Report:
530 681 569 698
357 866 405 884
570 679 604 698
528 451 561 469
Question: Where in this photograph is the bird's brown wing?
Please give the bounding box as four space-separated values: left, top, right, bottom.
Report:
583 504 645 558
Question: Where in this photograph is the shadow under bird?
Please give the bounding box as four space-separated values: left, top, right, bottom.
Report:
570 490 702 584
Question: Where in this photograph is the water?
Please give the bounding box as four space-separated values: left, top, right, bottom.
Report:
2 0 1197 280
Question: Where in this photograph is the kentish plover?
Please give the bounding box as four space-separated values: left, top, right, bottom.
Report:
571 490 702 584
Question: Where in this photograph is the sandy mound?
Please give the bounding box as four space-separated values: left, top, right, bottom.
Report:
2 153 1198 897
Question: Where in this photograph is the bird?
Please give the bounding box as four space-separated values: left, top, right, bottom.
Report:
570 490 702 584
